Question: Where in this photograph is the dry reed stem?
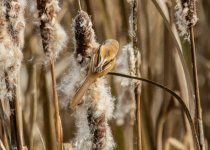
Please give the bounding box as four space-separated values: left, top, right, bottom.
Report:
2 125 10 150
0 101 11 149
189 27 205 150
29 64 38 150
15 76 24 150
36 0 64 148
5 72 22 150
0 139 6 150
164 138 184 150
41 65 57 150
135 86 141 150
180 0 205 149
50 58 63 148
36 126 47 150
77 0 82 11
128 0 142 149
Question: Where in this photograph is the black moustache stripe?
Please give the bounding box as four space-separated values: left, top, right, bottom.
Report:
102 59 113 70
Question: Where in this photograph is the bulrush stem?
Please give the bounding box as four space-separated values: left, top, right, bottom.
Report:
4 72 21 150
0 101 11 150
135 87 141 150
15 76 24 150
29 64 38 150
50 58 63 149
189 27 205 150
77 0 82 11
130 0 142 149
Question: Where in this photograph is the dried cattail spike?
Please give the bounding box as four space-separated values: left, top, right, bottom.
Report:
175 0 198 40
73 10 97 63
181 0 197 27
6 0 26 48
0 0 25 79
88 109 106 150
37 0 67 60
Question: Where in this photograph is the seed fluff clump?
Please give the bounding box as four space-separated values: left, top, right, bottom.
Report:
175 0 198 41
37 0 67 61
114 44 136 125
0 0 26 100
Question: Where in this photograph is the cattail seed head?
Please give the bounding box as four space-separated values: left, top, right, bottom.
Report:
181 0 197 27
175 0 198 40
0 0 25 101
37 0 67 60
72 11 98 64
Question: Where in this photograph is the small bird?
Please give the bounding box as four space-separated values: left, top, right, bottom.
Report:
70 39 119 109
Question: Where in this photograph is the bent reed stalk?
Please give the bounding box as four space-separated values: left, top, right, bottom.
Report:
108 72 200 150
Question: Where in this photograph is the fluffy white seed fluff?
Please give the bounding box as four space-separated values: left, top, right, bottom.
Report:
37 0 67 60
73 103 92 150
0 0 25 100
175 0 198 41
91 78 115 120
50 23 68 58
72 78 115 150
114 44 136 125
0 72 7 100
91 78 115 150
115 44 136 87
58 55 88 108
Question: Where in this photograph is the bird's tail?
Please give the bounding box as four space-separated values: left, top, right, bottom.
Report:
69 74 96 109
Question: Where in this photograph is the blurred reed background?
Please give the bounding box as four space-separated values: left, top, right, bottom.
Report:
0 0 210 150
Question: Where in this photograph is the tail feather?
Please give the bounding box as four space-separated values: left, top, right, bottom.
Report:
70 74 96 109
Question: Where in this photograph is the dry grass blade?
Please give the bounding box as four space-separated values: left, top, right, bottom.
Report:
150 0 195 113
5 72 21 149
50 58 63 147
128 0 142 149
29 64 38 150
0 139 6 150
164 138 184 150
0 101 11 149
190 27 205 150
77 0 82 11
36 126 46 150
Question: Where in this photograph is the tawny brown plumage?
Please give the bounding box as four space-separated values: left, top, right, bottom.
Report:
70 39 119 109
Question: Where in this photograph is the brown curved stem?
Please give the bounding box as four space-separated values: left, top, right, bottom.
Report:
189 27 205 150
50 59 63 149
108 72 200 150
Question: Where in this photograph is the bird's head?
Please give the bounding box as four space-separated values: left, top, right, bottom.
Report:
90 39 119 77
